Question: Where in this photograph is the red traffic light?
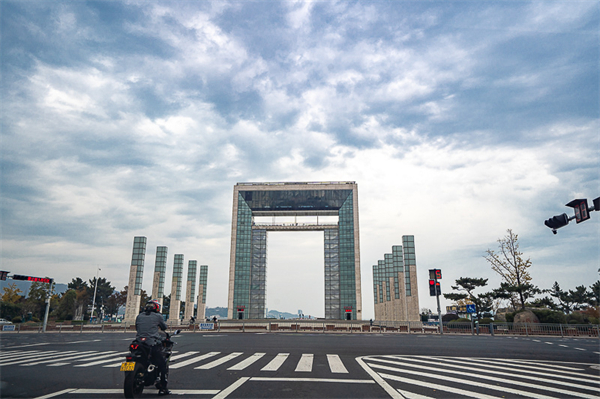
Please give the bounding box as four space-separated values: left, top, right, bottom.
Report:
566 199 590 224
12 274 52 284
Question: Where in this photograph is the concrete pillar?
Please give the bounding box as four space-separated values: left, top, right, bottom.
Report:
124 237 147 324
197 265 208 321
151 246 168 307
168 254 184 325
184 261 197 323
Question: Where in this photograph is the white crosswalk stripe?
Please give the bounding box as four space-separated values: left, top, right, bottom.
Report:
295 354 313 372
359 355 600 399
3 349 353 375
260 353 289 371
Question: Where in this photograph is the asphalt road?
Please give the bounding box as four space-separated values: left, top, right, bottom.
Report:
1 332 598 398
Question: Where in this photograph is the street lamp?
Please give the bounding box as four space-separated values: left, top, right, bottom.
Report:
91 267 101 323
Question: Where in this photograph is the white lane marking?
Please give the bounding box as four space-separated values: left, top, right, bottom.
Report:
368 362 596 399
327 354 348 373
65 339 102 344
261 353 289 371
169 351 199 362
169 352 220 369
227 352 265 370
21 351 102 366
377 356 598 392
53 388 220 395
379 372 496 399
47 362 71 367
478 358 588 371
74 351 128 362
533 339 541 342
252 377 375 383
396 388 435 399
0 350 41 360
1 351 74 366
295 354 313 372
10 343 51 349
545 342 553 345
33 388 77 399
413 356 597 383
195 352 243 369
560 345 569 348
212 377 250 399
355 357 403 399
575 348 586 351
74 353 128 367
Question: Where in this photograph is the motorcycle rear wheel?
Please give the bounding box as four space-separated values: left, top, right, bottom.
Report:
123 363 145 398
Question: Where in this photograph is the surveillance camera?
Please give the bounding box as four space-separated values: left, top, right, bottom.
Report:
552 229 557 235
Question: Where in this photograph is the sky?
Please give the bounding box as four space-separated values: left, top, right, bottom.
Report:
1 0 598 320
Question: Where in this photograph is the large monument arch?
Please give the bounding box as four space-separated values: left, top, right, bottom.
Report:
227 182 362 320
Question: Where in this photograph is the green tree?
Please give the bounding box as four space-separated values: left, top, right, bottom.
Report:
55 289 77 320
548 281 573 314
105 287 127 318
589 281 600 307
68 278 88 291
443 277 493 319
25 280 55 320
2 282 23 303
485 229 538 310
87 277 115 318
568 285 592 311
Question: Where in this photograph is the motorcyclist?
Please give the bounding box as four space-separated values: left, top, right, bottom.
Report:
136 300 170 395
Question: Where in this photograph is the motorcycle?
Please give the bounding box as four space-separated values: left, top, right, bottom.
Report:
121 329 181 398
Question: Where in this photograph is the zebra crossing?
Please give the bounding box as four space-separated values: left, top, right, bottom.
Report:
0 349 352 374
358 355 600 399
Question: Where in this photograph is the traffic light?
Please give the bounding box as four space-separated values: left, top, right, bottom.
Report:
429 280 436 296
566 199 590 224
0 271 8 281
435 269 442 280
12 274 52 284
544 213 569 234
436 281 441 296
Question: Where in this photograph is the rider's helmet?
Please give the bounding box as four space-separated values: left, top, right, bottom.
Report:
145 299 161 313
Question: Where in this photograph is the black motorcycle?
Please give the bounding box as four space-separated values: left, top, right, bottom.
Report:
121 330 181 398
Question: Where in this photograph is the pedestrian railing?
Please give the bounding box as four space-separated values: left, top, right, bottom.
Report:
3 320 599 338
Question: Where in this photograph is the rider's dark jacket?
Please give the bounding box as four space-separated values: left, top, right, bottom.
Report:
135 312 167 346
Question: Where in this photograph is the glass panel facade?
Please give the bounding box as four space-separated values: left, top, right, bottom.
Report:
324 228 340 319
187 261 197 300
154 246 168 299
199 265 208 304
131 237 146 295
385 254 393 301
240 189 352 212
172 254 184 301
230 184 359 320
402 236 415 297
338 194 356 319
233 193 252 317
249 229 267 319
392 245 404 298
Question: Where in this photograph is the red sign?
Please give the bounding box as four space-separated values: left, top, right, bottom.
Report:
12 274 52 284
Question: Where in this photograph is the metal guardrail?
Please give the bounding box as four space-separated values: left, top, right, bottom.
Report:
2 320 599 337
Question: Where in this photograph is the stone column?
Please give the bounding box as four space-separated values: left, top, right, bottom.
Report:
197 265 208 321
124 237 147 324
184 261 197 323
168 254 184 325
151 246 168 307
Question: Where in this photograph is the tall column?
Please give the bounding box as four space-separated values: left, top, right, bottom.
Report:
152 246 168 307
168 254 184 325
124 237 147 324
197 265 208 321
184 261 197 323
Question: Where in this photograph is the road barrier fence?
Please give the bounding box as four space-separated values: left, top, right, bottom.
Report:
2 319 599 338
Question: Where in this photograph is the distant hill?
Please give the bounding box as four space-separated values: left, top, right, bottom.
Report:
0 279 68 297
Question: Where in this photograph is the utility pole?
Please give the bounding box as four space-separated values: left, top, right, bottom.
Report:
91 267 101 323
42 278 54 333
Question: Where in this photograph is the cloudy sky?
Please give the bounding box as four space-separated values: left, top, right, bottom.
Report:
1 0 598 319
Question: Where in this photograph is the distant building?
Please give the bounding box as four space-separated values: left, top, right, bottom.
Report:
227 182 361 320
372 236 420 321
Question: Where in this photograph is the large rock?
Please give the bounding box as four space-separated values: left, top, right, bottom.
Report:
513 309 540 324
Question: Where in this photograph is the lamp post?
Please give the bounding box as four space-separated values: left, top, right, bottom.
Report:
91 267 101 323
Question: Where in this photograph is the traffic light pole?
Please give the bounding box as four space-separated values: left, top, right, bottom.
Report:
435 276 443 335
42 278 54 333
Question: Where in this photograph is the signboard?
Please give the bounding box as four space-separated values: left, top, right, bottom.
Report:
2 325 16 331
12 275 52 284
199 323 214 330
466 304 476 314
